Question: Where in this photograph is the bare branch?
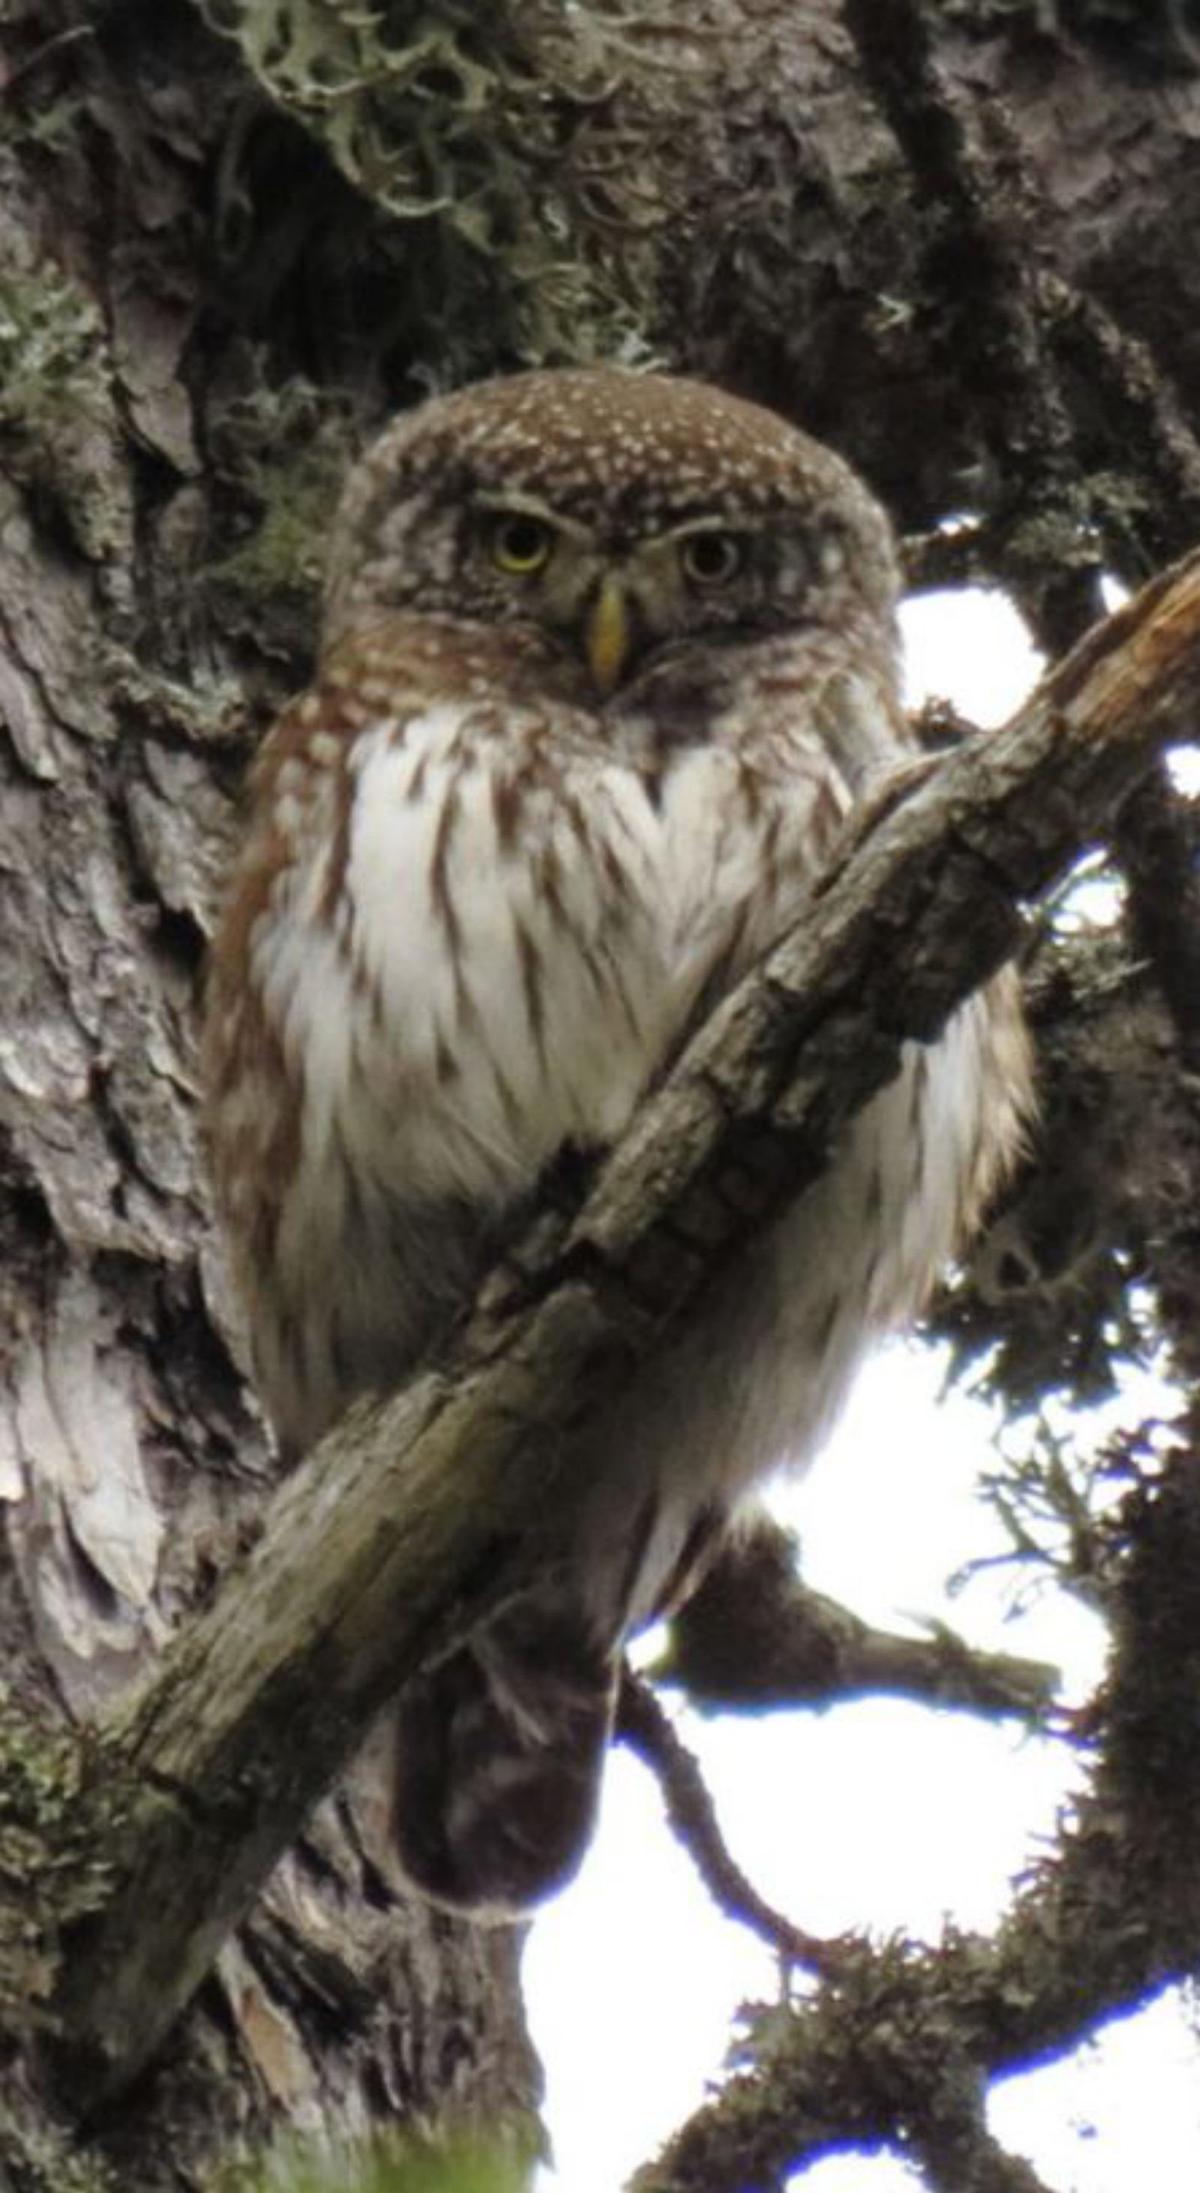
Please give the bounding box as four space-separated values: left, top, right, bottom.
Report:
658 1517 1059 1723
634 1428 1200 2191
49 550 1200 2113
615 1669 846 1977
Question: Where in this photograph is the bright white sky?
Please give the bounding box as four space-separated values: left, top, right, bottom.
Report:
524 588 1200 2192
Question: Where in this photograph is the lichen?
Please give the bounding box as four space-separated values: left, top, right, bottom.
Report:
0 1684 121 2039
0 2110 121 2193
0 254 131 563
197 0 698 366
202 373 357 653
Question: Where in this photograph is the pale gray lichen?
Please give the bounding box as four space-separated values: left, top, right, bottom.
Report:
0 257 132 563
0 1684 122 2038
197 0 700 363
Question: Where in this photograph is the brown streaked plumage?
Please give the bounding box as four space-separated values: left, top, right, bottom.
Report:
203 368 1032 1917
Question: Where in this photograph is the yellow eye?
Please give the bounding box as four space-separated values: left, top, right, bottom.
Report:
680 531 744 587
486 512 554 576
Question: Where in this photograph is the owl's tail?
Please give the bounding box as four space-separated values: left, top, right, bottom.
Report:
390 1597 618 1918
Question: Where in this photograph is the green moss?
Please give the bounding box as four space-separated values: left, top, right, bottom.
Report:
217 2133 530 2193
0 259 130 561
0 260 105 425
207 436 339 622
0 1685 121 2038
202 374 357 648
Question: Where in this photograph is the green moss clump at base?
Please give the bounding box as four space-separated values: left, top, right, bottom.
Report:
0 1684 123 2038
218 2132 531 2193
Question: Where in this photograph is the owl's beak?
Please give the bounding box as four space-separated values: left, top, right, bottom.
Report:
584 578 631 695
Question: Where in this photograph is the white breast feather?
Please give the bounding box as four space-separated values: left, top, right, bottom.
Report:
243 685 1023 1505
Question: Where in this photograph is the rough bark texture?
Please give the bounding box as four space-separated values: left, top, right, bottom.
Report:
2 2 1200 2189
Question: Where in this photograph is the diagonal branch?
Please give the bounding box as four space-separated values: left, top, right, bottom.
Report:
48 550 1200 2113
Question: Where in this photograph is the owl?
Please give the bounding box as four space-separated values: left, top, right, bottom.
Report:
203 368 1031 1917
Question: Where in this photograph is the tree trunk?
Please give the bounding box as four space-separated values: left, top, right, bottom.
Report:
2 2 1199 2186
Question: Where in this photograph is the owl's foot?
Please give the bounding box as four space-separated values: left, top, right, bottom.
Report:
390 1599 618 1920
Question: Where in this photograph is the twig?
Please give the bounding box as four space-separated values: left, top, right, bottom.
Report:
633 1430 1200 2191
616 1669 847 1978
659 1519 1058 1723
902 522 999 598
0 22 94 94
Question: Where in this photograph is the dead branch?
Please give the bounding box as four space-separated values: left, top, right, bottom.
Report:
47 549 1200 2115
658 1517 1059 1723
615 1670 845 1977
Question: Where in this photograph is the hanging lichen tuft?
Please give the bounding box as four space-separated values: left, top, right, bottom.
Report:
197 0 705 368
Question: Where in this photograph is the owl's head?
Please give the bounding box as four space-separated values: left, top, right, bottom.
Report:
322 369 898 692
